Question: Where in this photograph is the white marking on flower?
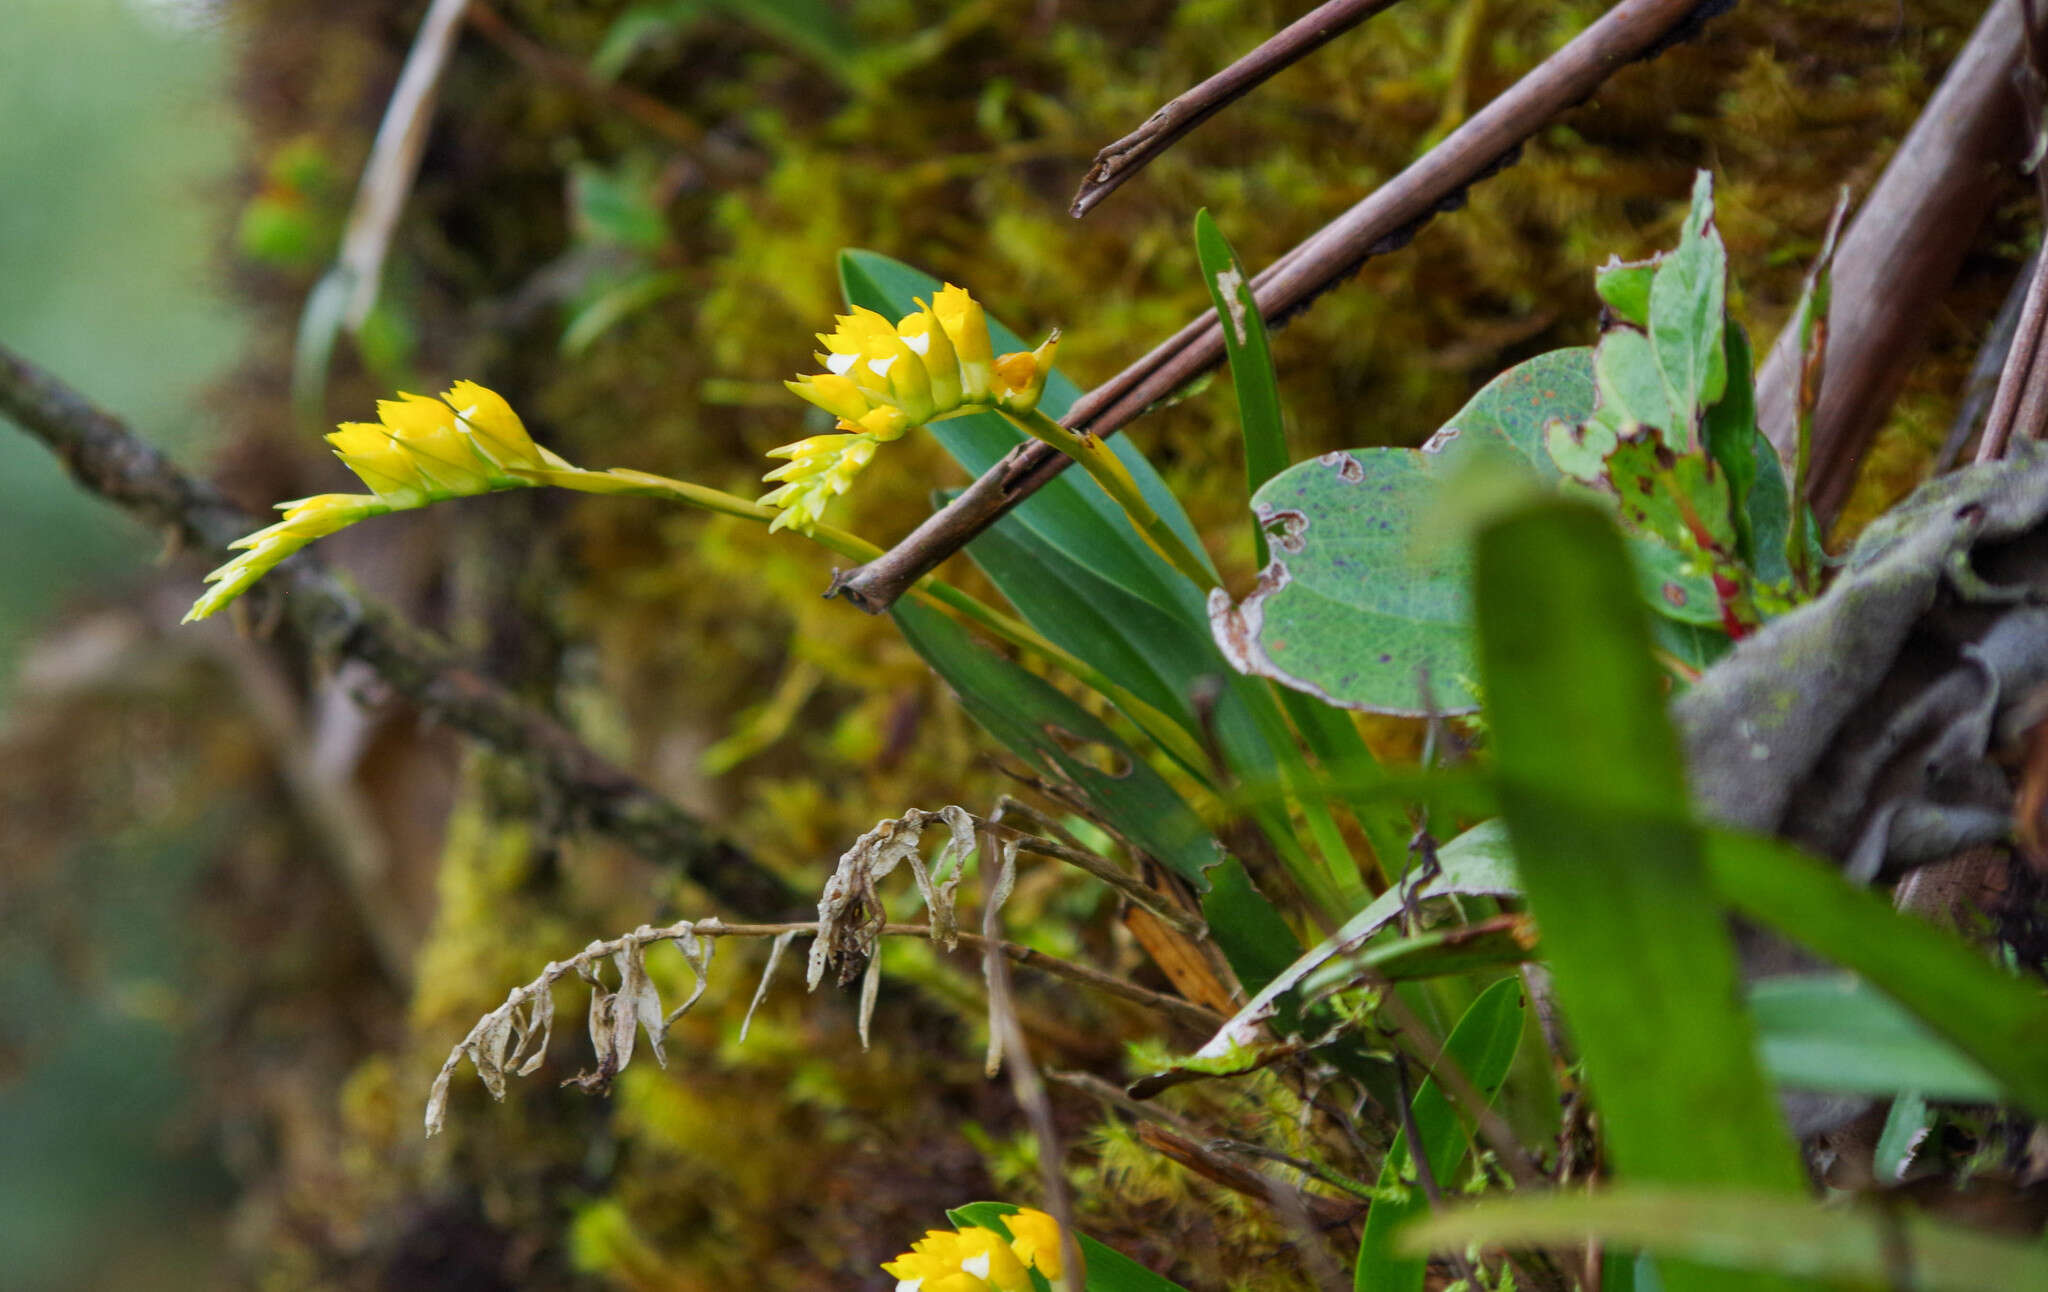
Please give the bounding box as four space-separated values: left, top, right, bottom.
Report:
903 332 931 355
868 354 897 377
827 353 858 375
963 1252 992 1278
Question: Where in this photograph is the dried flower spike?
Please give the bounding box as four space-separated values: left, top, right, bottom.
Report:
766 285 1058 532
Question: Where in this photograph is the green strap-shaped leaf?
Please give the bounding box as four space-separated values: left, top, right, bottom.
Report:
890 598 1307 998
851 254 1371 913
1193 208 1288 566
1474 499 1806 1291
1401 1186 2048 1291
890 598 1216 887
1704 828 2048 1118
1747 974 2002 1103
1354 976 1525 1292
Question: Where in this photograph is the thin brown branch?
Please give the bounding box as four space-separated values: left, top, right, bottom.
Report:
465 2 717 154
0 342 806 921
1981 0 2048 464
1375 985 1546 1189
979 830 1085 1292
1982 255 2048 463
1754 0 2028 511
831 0 1735 614
1135 1122 1365 1229
336 0 473 329
1070 0 1407 218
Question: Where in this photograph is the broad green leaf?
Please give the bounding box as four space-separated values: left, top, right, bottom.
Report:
1646 170 1729 441
1355 977 1525 1292
1401 1186 2048 1291
1474 500 1805 1288
961 513 1208 751
1595 255 1656 328
1212 348 1594 713
1194 208 1288 565
1650 615 1730 676
950 1202 1193 1292
1704 828 2048 1118
1749 974 2002 1102
889 599 1216 888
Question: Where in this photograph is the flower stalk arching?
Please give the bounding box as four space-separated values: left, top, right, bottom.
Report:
178 381 1211 783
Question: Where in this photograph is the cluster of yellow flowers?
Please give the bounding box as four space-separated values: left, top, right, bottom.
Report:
882 1208 1073 1292
765 284 1058 532
183 382 569 622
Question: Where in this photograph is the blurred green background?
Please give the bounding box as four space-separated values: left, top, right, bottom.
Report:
0 1 243 1287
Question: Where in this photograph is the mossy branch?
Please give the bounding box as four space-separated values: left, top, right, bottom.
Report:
0 342 806 920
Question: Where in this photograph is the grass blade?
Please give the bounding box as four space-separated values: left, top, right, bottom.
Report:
1474 499 1806 1289
1402 1186 2048 1291
1355 976 1525 1292
1193 208 1288 564
1704 828 2048 1117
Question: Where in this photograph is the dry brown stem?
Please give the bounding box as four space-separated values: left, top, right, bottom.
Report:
832 0 1736 614
1753 0 2029 510
1070 0 1407 218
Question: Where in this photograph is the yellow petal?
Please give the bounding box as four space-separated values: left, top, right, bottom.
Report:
1003 1209 1073 1280
900 303 962 412
787 372 876 424
932 283 993 400
443 379 546 469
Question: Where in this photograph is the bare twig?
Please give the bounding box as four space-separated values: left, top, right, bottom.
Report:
466 2 719 154
0 342 805 920
1981 0 2048 464
1391 1056 1481 1287
1979 253 2048 464
1135 1122 1365 1228
1070 0 1406 217
1937 250 2033 470
1753 0 2029 510
832 0 1735 614
336 0 474 329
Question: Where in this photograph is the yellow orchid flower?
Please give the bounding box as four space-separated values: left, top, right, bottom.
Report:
769 284 1059 532
880 1209 1076 1292
184 381 579 623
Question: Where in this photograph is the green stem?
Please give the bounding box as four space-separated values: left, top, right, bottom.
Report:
537 465 1220 783
1007 407 1220 592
